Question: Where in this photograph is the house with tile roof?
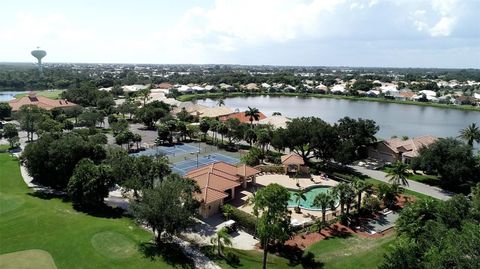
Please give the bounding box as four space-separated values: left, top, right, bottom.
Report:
367 135 437 164
218 111 267 124
8 92 77 112
185 161 260 218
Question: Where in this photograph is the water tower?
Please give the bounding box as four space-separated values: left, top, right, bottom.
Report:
31 47 47 75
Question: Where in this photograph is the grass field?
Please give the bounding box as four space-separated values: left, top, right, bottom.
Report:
0 153 192 269
0 249 57 269
207 233 395 269
365 178 434 200
14 90 64 99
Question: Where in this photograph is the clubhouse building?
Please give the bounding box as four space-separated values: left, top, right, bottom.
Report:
8 92 77 112
185 161 260 218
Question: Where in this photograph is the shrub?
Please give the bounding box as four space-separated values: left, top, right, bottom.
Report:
255 165 284 174
221 204 257 233
224 252 240 266
363 196 381 213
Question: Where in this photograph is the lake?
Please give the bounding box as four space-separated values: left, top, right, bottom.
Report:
195 95 480 140
0 91 27 102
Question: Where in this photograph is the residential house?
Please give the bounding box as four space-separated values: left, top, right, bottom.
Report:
367 135 437 164
254 115 291 129
330 84 346 93
186 162 260 218
218 111 267 124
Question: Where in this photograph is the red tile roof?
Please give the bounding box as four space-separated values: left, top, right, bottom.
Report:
8 92 77 111
218 111 267 124
185 161 259 204
281 153 305 165
383 135 437 158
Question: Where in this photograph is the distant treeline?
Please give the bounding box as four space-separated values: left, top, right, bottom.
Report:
0 63 479 91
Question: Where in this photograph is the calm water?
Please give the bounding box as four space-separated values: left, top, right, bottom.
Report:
288 186 337 210
196 95 480 140
0 91 27 102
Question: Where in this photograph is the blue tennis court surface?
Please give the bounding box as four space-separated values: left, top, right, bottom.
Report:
172 153 240 176
132 144 200 157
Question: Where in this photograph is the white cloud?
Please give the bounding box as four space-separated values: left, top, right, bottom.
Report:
409 0 460 37
429 16 457 37
155 0 345 52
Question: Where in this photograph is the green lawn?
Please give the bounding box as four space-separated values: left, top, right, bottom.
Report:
0 153 193 269
14 90 64 99
209 233 395 269
365 178 434 200
0 144 9 152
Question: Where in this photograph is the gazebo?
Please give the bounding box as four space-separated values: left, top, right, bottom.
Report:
281 153 305 174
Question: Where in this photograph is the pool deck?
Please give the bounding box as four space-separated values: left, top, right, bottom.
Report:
231 174 340 226
255 174 339 189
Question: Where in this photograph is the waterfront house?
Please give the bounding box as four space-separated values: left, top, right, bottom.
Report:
218 111 267 124
367 135 437 164
254 115 291 129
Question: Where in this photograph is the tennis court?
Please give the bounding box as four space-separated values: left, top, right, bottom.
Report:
132 144 201 157
172 153 240 175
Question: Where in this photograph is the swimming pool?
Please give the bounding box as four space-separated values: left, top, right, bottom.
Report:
288 185 338 211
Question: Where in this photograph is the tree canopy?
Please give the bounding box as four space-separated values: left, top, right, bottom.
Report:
130 174 200 245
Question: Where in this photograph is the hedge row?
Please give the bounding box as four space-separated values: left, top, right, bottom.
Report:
221 204 257 234
254 165 284 174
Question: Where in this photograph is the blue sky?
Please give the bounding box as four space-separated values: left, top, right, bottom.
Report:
1 0 479 68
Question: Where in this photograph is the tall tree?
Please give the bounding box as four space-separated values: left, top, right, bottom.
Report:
293 188 307 212
313 192 336 223
210 228 232 257
2 123 18 148
67 159 115 208
131 174 200 245
17 105 46 141
255 128 271 154
244 128 257 147
245 106 260 127
411 138 480 192
218 123 229 144
199 119 210 141
459 123 480 146
331 182 354 215
378 183 403 209
0 102 12 119
252 183 291 269
387 161 411 186
352 178 371 211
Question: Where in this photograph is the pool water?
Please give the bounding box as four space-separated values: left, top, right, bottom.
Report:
288 186 338 210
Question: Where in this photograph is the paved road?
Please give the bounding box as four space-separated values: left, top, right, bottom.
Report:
351 165 454 201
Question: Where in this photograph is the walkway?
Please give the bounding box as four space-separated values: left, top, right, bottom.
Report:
350 165 453 200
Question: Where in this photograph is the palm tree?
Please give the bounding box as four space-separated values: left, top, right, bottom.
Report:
386 161 411 186
210 228 232 257
217 98 225 107
218 123 228 145
378 183 403 209
331 182 353 215
459 123 480 146
245 106 260 128
244 128 257 147
313 192 336 223
293 188 307 212
352 179 371 211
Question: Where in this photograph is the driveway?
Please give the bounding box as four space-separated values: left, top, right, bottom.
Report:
182 214 258 250
351 165 453 200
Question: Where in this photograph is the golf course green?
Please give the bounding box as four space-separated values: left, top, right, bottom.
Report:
0 153 192 269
